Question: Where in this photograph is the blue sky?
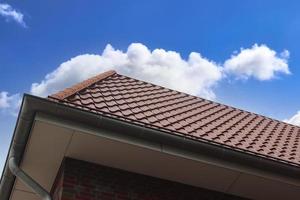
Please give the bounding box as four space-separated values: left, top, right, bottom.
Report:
1 0 300 174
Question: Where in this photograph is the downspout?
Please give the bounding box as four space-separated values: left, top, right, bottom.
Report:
8 157 52 200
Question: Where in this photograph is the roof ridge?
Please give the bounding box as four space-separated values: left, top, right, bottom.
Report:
49 70 116 100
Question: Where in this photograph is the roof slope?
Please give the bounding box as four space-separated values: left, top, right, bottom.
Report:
49 70 300 167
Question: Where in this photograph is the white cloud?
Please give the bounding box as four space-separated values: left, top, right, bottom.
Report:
31 43 223 99
32 43 290 100
0 92 21 116
0 3 26 27
1 43 291 117
224 44 290 80
284 111 300 126
0 92 11 109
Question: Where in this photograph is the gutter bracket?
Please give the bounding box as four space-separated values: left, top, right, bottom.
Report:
8 157 52 200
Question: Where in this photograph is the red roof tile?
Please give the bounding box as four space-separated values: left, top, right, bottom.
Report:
49 70 300 167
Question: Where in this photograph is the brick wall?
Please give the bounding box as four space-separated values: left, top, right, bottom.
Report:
52 158 247 200
51 164 64 200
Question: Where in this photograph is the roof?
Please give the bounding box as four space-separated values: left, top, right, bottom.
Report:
49 70 300 167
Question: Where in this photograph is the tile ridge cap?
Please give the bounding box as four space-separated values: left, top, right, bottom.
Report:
48 70 116 100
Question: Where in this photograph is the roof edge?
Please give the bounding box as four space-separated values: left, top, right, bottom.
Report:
1 94 300 200
49 70 116 100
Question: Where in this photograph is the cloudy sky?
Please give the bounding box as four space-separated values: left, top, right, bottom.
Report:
1 0 300 174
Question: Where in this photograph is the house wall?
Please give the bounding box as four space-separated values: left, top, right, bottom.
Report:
52 158 247 200
51 163 64 200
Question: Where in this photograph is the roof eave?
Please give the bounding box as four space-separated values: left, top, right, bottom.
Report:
1 94 300 200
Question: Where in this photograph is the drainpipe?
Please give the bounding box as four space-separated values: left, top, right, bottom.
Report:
8 157 52 200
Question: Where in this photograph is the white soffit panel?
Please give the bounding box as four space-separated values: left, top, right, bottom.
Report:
228 173 300 199
11 120 73 200
8 114 300 200
10 190 40 200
